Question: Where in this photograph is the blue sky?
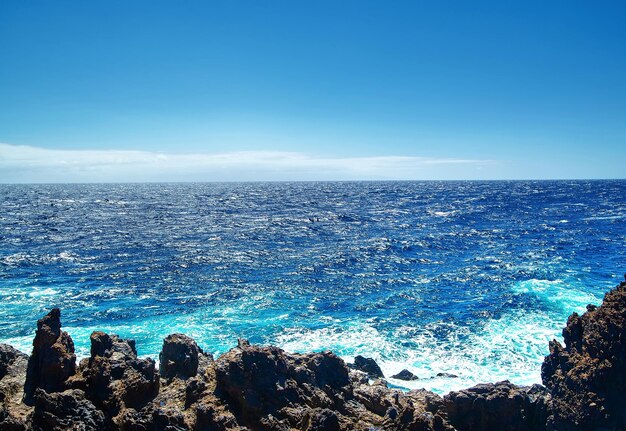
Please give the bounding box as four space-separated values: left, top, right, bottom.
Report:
1 1 625 182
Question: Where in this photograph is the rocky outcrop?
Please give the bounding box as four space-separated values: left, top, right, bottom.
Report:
444 381 550 431
68 331 160 427
351 355 385 379
541 278 626 430
0 344 28 405
392 369 419 381
160 333 202 380
213 339 351 428
0 344 29 430
1 277 625 430
31 388 105 431
23 308 76 404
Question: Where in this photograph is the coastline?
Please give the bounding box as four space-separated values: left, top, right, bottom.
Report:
2 277 625 430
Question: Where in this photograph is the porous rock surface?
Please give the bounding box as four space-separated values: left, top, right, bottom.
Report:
23 308 76 404
541 277 626 430
444 381 550 431
1 277 625 430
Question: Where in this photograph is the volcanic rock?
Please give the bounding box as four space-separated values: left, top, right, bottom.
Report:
0 344 29 430
31 388 105 431
0 344 28 404
541 278 626 430
435 373 458 379
69 331 160 426
351 355 384 379
214 343 351 428
444 380 550 431
160 333 201 380
1 276 625 431
391 369 419 381
23 308 76 404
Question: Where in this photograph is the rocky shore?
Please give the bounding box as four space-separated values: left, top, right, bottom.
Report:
1 277 625 431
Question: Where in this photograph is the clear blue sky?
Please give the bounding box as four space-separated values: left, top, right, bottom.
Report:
1 1 625 181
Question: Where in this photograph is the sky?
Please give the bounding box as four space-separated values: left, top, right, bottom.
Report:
1 1 625 182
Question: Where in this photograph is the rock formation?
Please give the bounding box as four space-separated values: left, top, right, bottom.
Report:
541 277 626 430
392 369 419 381
160 333 203 380
0 277 625 430
23 308 76 404
350 355 385 379
0 344 29 430
444 381 550 431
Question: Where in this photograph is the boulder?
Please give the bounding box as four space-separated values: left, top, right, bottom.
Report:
351 355 384 379
71 331 160 423
31 388 105 431
444 381 550 431
0 344 28 403
302 408 340 431
541 279 626 430
435 373 458 379
391 369 419 381
0 344 29 430
159 333 201 380
214 342 351 428
23 308 76 404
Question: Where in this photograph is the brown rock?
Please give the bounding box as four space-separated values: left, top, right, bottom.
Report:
351 355 384 379
0 344 28 404
391 369 419 381
23 308 76 404
214 342 351 427
31 388 105 431
444 381 550 431
160 333 201 380
541 279 626 430
70 331 160 425
0 344 29 430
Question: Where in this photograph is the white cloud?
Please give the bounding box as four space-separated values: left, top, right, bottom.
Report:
0 143 494 183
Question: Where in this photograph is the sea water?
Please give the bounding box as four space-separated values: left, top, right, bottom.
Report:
0 180 624 394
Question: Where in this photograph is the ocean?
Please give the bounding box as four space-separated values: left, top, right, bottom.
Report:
0 180 624 394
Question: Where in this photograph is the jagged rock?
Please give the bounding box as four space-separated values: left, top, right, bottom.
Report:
353 381 454 431
69 331 160 424
0 406 28 431
121 404 188 431
391 369 419 381
353 378 394 416
435 373 458 379
541 279 626 430
214 343 351 428
0 345 27 381
351 355 384 379
0 344 28 404
2 275 626 431
444 380 550 431
31 388 105 431
194 403 241 430
0 344 29 430
160 333 201 380
302 408 339 431
23 308 76 404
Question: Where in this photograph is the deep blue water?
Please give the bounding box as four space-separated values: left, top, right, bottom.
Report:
1 181 625 393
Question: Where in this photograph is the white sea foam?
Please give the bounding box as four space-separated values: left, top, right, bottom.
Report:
271 297 592 395
512 278 599 313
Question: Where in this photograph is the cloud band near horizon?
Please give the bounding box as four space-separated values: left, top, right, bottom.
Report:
0 143 494 183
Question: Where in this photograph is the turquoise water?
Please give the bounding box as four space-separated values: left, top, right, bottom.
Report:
1 181 624 393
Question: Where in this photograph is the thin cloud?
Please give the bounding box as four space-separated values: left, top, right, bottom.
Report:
0 143 494 183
